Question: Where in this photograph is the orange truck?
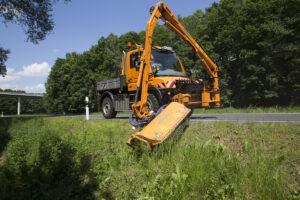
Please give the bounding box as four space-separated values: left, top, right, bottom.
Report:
97 46 190 118
96 1 220 149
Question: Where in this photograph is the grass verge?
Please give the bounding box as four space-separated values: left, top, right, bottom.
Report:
0 118 299 199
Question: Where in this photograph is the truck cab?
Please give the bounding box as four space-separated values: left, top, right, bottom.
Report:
97 46 189 118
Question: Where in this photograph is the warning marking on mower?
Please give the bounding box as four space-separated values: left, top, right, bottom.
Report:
158 113 169 124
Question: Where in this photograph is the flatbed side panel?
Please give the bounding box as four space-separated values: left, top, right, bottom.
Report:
97 78 121 91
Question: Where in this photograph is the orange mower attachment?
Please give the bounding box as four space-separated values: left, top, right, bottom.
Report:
127 102 192 149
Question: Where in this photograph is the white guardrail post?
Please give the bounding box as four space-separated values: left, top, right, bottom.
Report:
85 96 89 120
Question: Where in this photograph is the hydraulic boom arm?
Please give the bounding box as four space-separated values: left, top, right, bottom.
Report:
132 1 220 120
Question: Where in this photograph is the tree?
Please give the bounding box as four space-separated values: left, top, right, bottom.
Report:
202 0 300 106
0 0 70 76
0 47 9 76
45 34 124 113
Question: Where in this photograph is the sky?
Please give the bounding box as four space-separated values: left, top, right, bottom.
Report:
0 0 219 93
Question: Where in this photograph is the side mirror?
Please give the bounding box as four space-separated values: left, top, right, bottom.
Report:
153 65 160 74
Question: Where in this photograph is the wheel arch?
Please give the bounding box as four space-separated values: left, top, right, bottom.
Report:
99 91 115 107
148 86 162 105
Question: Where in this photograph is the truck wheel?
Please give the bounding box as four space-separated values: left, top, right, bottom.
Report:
147 93 160 112
102 97 117 119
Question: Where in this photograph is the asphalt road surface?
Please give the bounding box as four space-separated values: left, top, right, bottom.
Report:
39 113 300 123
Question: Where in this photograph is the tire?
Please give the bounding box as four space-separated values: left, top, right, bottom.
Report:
102 97 117 119
147 93 160 112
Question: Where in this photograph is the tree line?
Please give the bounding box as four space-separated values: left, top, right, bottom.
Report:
45 0 299 113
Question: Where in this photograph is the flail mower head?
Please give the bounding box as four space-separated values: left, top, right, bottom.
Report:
127 102 192 149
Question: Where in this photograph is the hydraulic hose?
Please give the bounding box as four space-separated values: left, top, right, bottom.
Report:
129 104 167 127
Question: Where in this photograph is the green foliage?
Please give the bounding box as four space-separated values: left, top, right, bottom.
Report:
0 118 11 157
0 118 95 200
0 0 71 76
0 47 9 76
0 118 299 199
0 0 70 43
202 0 300 106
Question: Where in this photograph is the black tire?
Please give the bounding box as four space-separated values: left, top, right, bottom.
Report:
147 93 160 112
102 97 117 119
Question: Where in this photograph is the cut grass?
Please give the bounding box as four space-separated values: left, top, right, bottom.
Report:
0 118 299 199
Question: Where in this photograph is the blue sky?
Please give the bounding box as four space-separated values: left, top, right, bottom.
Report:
0 0 218 93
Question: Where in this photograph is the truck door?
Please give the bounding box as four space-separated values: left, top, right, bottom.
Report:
126 51 141 91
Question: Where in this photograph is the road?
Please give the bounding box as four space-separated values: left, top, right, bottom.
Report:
38 113 300 123
190 113 300 123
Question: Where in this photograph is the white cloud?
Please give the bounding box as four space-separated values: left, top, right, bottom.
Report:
7 68 15 73
0 68 20 89
0 62 49 92
0 83 19 90
52 49 60 54
24 84 45 93
18 62 50 77
0 68 19 82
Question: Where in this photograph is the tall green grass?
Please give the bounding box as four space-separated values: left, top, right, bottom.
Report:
0 118 299 199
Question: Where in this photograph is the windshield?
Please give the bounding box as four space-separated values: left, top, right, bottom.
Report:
151 49 186 77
